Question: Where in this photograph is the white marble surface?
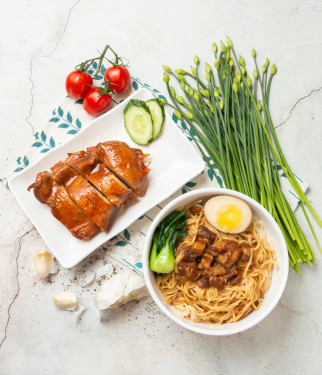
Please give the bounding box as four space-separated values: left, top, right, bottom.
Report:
1 0 322 373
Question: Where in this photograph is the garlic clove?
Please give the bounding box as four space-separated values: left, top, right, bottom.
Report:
53 291 77 310
33 250 53 279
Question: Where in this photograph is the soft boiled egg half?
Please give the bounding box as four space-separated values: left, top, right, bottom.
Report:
204 195 252 234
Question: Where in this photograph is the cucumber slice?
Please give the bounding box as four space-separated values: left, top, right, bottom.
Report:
123 99 153 145
145 98 165 140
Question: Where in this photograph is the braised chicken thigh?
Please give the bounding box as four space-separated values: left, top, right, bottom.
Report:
28 140 150 240
66 150 138 208
28 172 99 240
88 141 150 196
51 161 114 231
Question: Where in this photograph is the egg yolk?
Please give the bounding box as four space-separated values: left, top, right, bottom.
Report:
215 203 244 230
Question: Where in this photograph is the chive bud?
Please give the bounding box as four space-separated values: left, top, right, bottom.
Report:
221 41 226 52
218 88 222 96
251 49 256 57
205 73 211 82
232 82 238 93
241 67 246 75
226 36 233 47
170 86 175 96
194 91 200 102
175 69 186 75
176 95 185 104
239 56 245 67
214 89 219 98
178 74 185 82
253 68 258 79
240 82 244 89
265 58 270 66
163 73 170 83
236 72 242 82
181 81 186 91
226 50 230 60
200 89 210 98
247 75 252 87
159 98 166 104
229 58 234 67
188 87 193 96
185 111 194 120
257 101 262 111
262 64 267 73
191 67 197 76
175 110 182 120
270 63 277 75
194 55 199 64
212 42 218 53
187 104 193 110
220 99 224 109
214 59 220 70
163 65 172 73
205 62 212 73
207 102 214 113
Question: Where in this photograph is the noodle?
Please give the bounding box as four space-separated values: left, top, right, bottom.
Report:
156 203 277 325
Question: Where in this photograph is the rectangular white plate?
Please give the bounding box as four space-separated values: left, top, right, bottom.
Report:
9 88 204 268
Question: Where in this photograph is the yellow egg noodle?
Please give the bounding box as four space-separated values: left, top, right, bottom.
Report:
157 202 277 325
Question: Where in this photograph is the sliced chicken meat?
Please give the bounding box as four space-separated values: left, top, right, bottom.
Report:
28 172 99 240
65 150 138 208
88 140 150 196
51 161 114 231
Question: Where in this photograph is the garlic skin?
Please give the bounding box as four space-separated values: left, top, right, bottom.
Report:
95 270 148 310
53 291 77 310
33 250 53 279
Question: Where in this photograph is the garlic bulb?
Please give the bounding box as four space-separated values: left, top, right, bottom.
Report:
32 250 53 279
53 291 77 310
95 270 148 310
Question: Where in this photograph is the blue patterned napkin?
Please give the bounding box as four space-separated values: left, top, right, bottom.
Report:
3 72 308 275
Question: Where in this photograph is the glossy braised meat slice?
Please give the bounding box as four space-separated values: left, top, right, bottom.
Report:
209 275 224 289
177 261 201 281
27 172 99 240
198 253 214 270
240 243 251 262
216 240 242 268
65 150 138 208
203 263 227 277
198 276 210 288
88 141 150 196
198 225 216 244
51 162 114 231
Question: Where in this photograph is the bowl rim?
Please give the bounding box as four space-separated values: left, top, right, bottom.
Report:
143 187 289 336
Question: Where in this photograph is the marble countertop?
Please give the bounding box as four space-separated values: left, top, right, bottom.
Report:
1 0 322 373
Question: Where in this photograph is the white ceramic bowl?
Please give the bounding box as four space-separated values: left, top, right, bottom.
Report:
143 188 289 335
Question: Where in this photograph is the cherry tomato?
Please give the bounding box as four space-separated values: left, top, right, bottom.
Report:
83 88 112 116
104 66 131 94
65 71 93 100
